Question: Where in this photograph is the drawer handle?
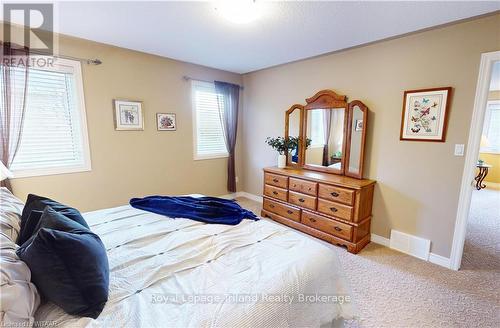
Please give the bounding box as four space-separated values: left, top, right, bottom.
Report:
330 192 339 197
330 207 338 212
299 198 305 203
269 204 275 208
287 210 293 214
273 178 279 183
309 218 317 223
293 184 297 187
272 191 278 195
308 187 312 191
334 227 342 232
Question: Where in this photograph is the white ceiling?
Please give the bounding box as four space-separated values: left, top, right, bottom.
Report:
51 1 500 73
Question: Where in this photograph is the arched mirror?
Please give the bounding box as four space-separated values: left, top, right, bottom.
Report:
345 100 368 179
285 104 303 166
281 89 369 179
301 90 348 174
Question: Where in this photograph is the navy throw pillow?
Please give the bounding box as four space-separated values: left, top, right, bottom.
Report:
16 208 109 319
18 194 89 244
17 210 43 245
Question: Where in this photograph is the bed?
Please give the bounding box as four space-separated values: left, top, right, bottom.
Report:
30 196 355 327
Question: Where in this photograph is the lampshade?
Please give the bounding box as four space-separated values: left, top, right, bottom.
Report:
0 161 13 181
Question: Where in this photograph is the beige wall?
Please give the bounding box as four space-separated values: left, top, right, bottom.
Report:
4 33 243 212
241 14 500 257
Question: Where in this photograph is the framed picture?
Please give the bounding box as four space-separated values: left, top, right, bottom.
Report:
113 99 144 130
355 119 363 131
400 87 452 142
157 113 176 131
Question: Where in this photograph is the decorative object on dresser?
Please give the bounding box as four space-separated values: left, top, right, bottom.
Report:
400 87 452 142
262 89 376 253
265 136 296 168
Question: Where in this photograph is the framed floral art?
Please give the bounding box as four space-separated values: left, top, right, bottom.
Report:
400 87 452 142
157 113 176 131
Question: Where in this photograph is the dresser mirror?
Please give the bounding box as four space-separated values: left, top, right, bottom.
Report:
345 101 368 179
304 108 347 174
285 89 368 179
285 104 303 166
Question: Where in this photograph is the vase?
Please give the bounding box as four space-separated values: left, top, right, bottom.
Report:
277 154 286 168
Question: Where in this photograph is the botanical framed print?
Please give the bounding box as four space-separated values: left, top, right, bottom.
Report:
113 99 144 130
157 113 176 131
400 87 452 142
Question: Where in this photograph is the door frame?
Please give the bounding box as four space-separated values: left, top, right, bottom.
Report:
449 51 500 271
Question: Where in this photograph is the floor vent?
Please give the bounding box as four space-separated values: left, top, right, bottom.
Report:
390 230 431 261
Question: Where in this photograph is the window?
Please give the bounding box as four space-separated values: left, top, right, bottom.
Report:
191 80 228 160
4 58 91 177
309 110 325 146
481 100 500 153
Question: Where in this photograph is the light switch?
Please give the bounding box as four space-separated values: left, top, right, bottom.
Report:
454 144 465 156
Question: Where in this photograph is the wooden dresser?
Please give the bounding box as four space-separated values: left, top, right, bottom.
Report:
261 167 376 253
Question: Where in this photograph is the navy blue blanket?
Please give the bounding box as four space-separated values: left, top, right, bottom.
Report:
129 196 259 225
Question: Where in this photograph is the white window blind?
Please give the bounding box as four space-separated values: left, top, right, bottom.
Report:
192 80 228 159
481 100 500 154
3 58 91 177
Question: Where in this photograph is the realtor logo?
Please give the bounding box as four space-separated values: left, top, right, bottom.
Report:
3 3 54 54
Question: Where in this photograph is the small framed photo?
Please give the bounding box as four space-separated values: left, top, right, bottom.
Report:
113 99 144 130
157 113 176 131
355 119 363 131
400 87 452 142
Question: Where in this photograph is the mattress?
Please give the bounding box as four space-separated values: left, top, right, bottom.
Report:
34 200 355 327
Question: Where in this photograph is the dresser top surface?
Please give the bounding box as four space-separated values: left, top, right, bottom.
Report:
264 166 376 189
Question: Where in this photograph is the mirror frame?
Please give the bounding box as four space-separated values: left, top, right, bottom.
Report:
285 104 304 167
300 90 349 175
345 100 368 179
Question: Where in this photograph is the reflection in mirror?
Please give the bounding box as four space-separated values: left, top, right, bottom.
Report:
287 109 301 165
305 108 344 170
348 105 363 175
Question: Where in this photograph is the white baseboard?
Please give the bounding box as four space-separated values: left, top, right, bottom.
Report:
371 233 450 269
428 253 451 268
370 233 390 247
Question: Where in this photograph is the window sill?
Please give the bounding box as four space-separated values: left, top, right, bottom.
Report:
10 164 92 179
479 149 500 155
194 153 229 161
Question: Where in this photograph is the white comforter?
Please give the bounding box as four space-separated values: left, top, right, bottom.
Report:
35 202 355 327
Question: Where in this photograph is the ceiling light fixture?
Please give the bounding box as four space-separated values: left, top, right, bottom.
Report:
214 0 263 24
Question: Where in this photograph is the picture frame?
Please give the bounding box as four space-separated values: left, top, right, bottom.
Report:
113 99 144 131
355 119 363 131
400 87 452 142
157 113 177 131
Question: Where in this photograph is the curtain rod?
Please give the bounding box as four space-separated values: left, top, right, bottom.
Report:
183 75 244 90
29 50 102 65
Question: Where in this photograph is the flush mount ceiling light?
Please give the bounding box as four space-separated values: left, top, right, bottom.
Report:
214 0 263 24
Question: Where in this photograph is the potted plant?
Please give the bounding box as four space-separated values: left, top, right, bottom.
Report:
265 136 311 168
265 137 294 168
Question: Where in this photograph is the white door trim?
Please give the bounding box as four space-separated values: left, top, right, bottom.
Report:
449 51 500 271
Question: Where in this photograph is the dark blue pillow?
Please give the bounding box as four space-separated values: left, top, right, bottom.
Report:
16 208 109 319
17 210 43 245
18 194 89 244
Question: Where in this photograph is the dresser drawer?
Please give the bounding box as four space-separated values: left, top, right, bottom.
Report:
263 198 300 222
317 199 353 221
264 173 288 189
289 178 317 196
301 211 353 241
264 184 288 202
288 191 316 210
318 184 355 205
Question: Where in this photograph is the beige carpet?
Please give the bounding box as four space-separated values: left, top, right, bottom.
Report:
235 194 500 328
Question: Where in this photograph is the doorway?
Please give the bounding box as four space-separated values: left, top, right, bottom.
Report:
450 51 500 270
